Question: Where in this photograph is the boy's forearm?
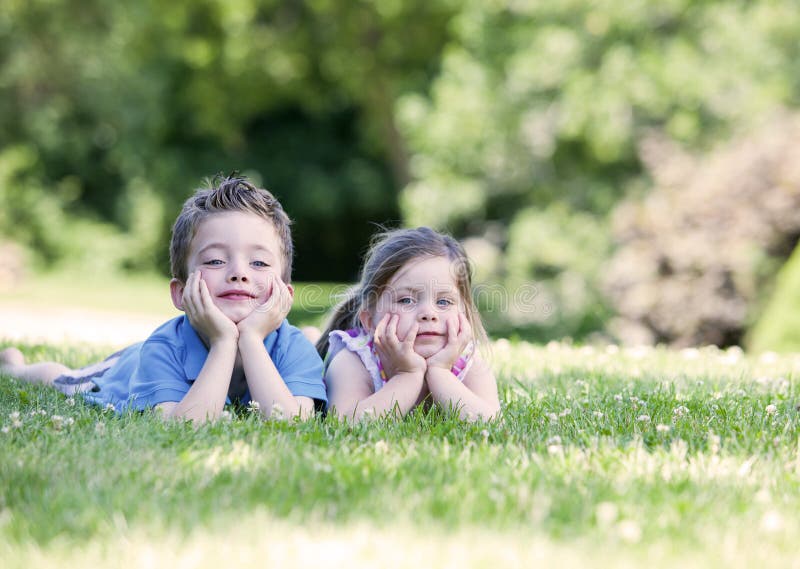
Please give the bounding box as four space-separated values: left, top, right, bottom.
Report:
238 333 306 419
169 339 238 423
425 368 499 421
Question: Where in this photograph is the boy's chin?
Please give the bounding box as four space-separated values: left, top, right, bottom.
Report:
220 308 250 325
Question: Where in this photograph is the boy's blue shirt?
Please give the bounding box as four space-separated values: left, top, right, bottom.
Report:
82 315 326 411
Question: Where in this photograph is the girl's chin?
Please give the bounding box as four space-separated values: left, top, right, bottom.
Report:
413 343 445 358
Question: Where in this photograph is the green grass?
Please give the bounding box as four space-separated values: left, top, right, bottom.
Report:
2 340 800 567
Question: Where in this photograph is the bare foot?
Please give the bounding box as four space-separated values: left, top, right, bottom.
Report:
0 347 25 368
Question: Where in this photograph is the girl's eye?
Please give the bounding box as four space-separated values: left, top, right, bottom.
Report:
437 298 455 307
203 259 224 266
252 260 269 268
397 297 414 305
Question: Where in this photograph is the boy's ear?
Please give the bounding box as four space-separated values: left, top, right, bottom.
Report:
285 283 294 299
358 309 372 332
169 278 186 311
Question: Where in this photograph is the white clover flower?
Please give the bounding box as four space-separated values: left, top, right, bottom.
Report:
10 411 20 421
595 502 618 526
547 444 563 455
760 510 784 534
1 426 9 434
709 433 721 455
66 398 76 407
247 400 261 413
219 410 232 422
672 405 689 419
480 429 490 441
759 351 778 365
617 520 642 543
614 394 623 402
104 403 116 413
636 415 651 424
755 488 771 504
766 404 778 415
680 348 699 360
11 418 22 429
547 412 558 423
593 411 604 419
270 402 285 420
50 415 65 430
656 424 671 433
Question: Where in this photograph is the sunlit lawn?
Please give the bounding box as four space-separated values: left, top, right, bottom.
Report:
0 269 343 332
2 336 800 567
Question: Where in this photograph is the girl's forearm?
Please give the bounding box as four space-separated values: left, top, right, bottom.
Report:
335 371 425 421
425 368 499 421
169 339 238 423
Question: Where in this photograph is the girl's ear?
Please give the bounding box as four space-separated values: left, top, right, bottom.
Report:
169 278 186 311
358 309 373 331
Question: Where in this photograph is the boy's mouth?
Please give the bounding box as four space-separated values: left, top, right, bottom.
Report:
218 290 256 301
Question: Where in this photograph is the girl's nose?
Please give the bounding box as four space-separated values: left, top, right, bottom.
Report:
418 301 438 321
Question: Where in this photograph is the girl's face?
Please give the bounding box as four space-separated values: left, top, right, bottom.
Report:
360 255 464 358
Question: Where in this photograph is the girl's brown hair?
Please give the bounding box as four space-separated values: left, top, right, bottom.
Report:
316 227 487 356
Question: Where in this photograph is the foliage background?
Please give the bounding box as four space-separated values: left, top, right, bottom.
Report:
2 0 800 347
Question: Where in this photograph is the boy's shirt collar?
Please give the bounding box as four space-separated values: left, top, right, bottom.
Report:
177 315 283 381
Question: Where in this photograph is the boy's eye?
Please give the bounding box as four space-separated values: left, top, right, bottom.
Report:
252 260 270 268
203 259 224 266
396 297 414 305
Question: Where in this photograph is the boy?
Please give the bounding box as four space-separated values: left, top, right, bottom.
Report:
0 175 326 422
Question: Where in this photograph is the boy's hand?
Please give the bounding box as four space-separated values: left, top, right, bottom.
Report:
183 271 239 345
373 314 427 377
237 274 293 340
426 313 471 371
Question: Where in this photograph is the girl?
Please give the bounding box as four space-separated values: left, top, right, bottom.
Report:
317 227 500 422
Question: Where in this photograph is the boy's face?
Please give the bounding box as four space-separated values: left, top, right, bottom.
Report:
359 255 463 359
170 211 291 324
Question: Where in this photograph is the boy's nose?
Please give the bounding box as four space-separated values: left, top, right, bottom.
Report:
227 262 249 282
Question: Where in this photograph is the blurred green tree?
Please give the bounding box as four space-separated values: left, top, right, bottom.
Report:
397 0 800 340
0 0 458 280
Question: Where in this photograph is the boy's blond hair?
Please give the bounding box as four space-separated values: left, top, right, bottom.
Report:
169 174 293 283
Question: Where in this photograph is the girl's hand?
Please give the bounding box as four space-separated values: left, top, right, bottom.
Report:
373 314 426 377
183 271 239 345
426 313 472 371
237 274 293 340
